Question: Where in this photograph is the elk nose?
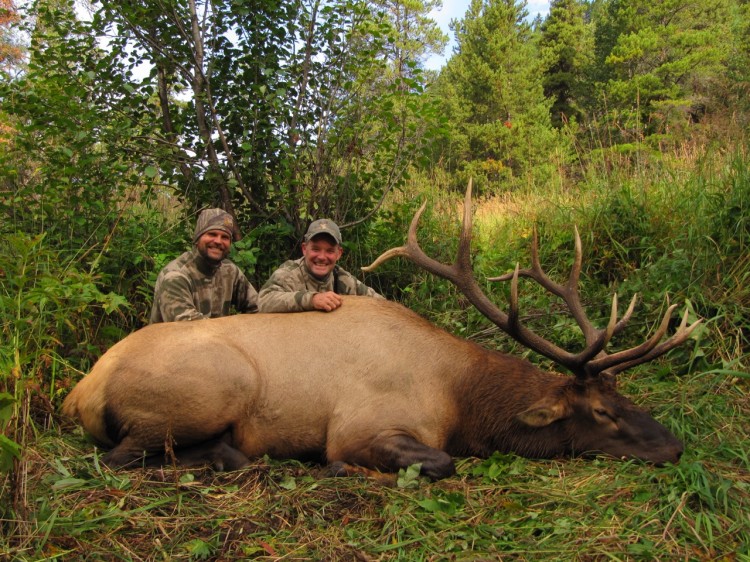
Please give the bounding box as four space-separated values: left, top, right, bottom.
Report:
655 443 683 466
672 440 684 463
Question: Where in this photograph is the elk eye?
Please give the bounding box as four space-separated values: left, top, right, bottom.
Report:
594 408 616 422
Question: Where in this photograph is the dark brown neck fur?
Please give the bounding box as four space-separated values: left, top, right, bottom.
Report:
447 351 575 459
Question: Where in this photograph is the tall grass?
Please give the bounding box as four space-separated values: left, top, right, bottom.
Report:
396 145 748 368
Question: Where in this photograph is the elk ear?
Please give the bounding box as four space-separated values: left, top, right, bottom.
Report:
516 396 571 427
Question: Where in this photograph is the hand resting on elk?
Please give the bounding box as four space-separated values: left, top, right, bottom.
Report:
62 181 700 479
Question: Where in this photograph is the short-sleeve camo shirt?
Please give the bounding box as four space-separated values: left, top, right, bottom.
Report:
150 248 258 323
258 257 383 313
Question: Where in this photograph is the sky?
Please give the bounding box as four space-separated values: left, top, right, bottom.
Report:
424 0 551 71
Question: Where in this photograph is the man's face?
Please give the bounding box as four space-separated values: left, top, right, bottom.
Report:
196 229 232 263
302 235 343 279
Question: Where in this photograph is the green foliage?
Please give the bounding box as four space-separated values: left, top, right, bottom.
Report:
1 0 187 325
416 489 466 516
539 0 593 127
727 0 750 115
75 0 447 281
396 463 422 489
1 0 451 291
591 0 733 143
580 181 655 284
0 233 130 481
4 138 750 562
0 233 127 374
1 0 749 558
431 0 560 189
0 392 21 472
182 538 217 560
471 451 529 481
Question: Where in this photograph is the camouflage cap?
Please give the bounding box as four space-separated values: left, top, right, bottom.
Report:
304 219 342 245
193 208 238 243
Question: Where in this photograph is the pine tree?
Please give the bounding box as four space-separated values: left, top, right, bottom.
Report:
592 0 732 141
539 0 593 127
372 0 448 76
432 0 557 188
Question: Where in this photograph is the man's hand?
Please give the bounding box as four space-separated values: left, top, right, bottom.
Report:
312 291 344 312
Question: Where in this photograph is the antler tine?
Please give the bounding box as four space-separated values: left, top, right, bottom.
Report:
591 305 702 377
487 225 697 379
365 181 591 373
491 226 567 298
496 223 700 377
363 182 473 283
508 263 521 329
456 178 474 271
609 293 638 340
361 201 428 273
489 227 597 339
488 225 613 374
362 200 453 280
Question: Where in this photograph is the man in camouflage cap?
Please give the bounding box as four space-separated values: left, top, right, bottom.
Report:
259 218 382 313
150 208 258 323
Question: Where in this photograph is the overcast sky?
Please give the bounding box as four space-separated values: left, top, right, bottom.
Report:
424 0 551 70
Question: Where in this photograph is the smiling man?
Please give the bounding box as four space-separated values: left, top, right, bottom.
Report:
150 208 258 323
259 219 382 313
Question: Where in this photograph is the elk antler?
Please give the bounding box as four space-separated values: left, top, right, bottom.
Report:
363 180 702 379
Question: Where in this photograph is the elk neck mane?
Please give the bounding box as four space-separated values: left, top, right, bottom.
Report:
447 349 574 460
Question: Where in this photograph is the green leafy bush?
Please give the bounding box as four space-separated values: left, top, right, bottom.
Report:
0 233 129 475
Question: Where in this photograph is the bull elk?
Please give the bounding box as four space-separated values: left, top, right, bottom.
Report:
62 182 700 479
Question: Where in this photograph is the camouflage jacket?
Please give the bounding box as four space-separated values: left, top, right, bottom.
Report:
150 248 258 323
258 257 383 312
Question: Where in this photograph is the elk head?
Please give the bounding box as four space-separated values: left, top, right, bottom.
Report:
364 180 701 465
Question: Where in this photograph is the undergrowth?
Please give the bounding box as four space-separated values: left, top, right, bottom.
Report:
2 146 749 560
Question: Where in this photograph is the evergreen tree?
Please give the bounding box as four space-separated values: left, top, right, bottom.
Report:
373 0 448 76
432 0 557 189
539 0 593 127
592 0 732 142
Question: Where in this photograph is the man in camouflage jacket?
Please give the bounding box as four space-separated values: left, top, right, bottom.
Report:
259 219 382 313
150 208 258 323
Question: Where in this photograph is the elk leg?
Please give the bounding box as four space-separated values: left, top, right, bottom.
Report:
352 433 456 480
167 439 251 471
101 437 150 469
102 435 250 471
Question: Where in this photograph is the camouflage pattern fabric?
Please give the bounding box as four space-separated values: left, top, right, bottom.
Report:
150 248 258 323
193 208 238 242
258 257 383 312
